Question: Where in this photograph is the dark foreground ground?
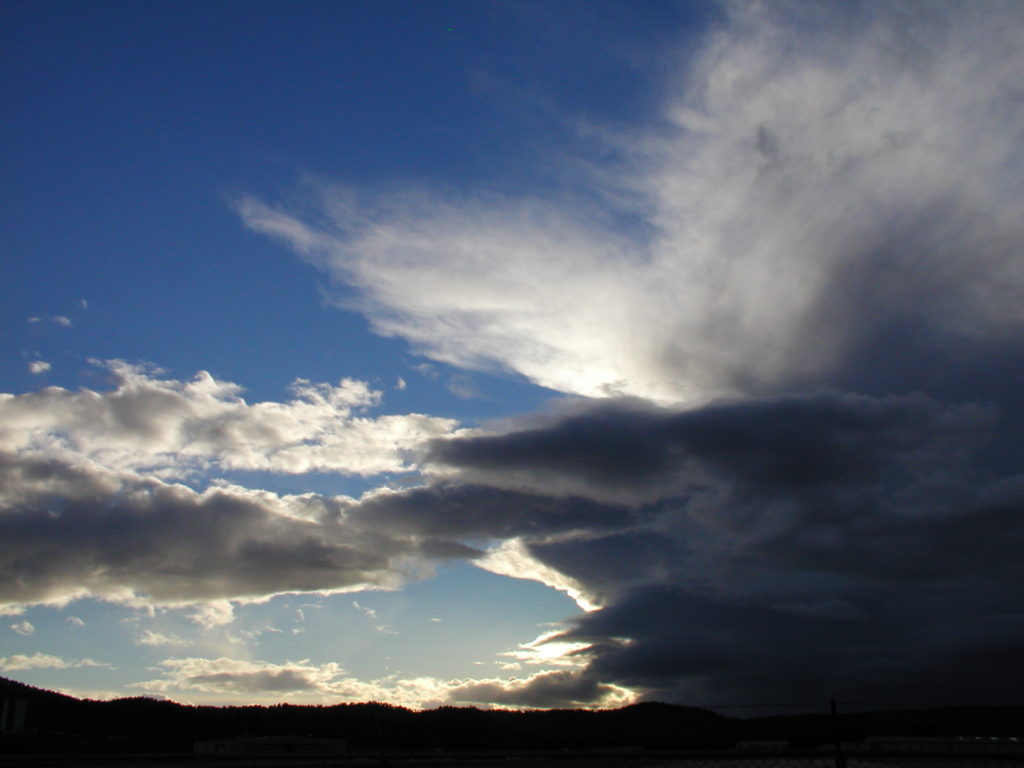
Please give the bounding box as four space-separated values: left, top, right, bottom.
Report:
4 743 1024 768
2 677 1022 767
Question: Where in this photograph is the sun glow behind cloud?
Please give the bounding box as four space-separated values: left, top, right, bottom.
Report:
239 2 1023 406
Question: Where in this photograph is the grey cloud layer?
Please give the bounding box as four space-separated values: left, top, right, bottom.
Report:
0 444 637 610
426 393 993 507
0 454 404 607
239 1 1024 404
0 361 485 610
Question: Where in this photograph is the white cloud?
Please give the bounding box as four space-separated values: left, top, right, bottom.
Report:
66 616 85 628
0 652 107 671
500 629 591 668
55 687 126 701
135 656 452 708
136 629 188 647
27 360 51 375
27 315 73 328
240 2 1024 404
11 620 34 636
189 600 235 629
0 359 456 479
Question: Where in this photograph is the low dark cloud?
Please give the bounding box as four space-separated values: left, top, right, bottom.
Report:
430 390 1024 707
427 392 994 507
561 580 1024 707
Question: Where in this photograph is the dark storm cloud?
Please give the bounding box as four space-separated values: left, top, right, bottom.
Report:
558 579 1024 707
352 482 638 540
427 392 995 506
429 390 1024 706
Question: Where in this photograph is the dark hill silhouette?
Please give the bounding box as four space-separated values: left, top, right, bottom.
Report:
1 676 1021 757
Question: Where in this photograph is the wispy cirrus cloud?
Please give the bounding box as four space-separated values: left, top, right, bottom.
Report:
239 2 1024 405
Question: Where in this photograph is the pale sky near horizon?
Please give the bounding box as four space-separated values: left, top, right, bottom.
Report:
3 0 1023 710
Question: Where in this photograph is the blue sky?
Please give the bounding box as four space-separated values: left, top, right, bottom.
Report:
3 1 1024 709
1 0 710 706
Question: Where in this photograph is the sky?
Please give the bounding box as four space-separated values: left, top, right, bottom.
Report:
2 0 1023 711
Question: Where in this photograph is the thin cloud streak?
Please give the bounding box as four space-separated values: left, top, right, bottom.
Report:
0 653 108 672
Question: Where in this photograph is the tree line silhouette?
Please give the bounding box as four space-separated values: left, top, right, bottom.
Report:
2 676 1021 756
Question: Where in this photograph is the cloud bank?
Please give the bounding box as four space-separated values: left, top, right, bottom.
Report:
0 427 636 611
0 360 455 478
